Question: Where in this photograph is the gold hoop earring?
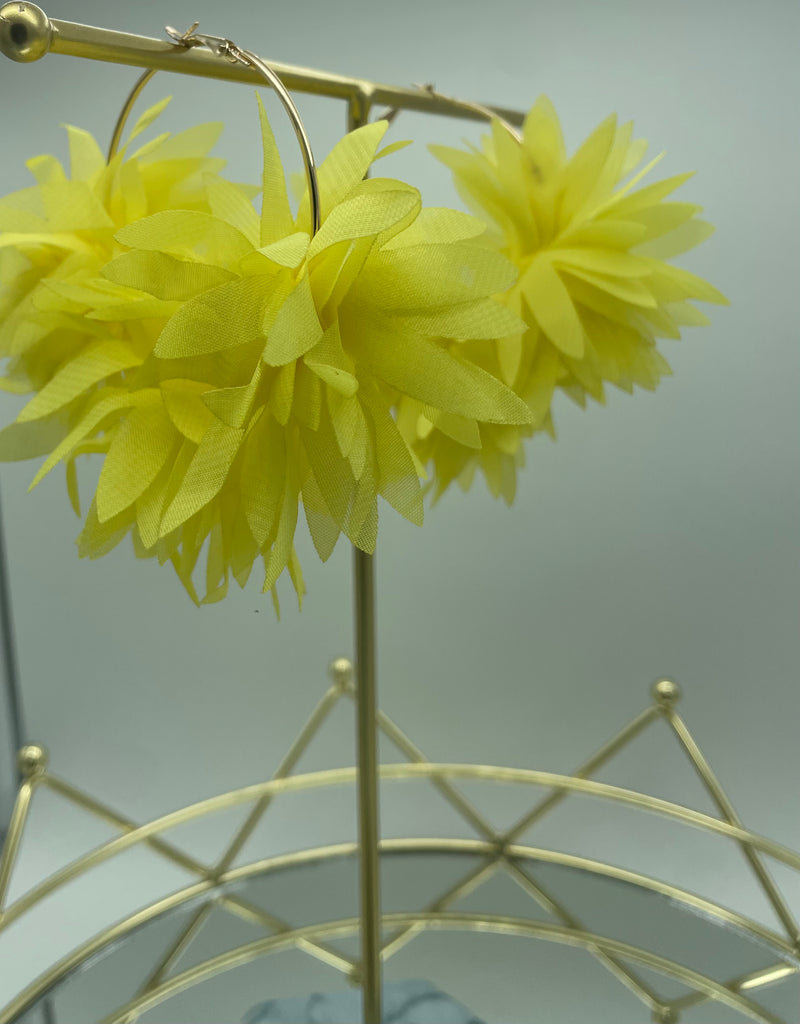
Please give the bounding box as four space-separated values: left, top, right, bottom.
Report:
108 22 322 235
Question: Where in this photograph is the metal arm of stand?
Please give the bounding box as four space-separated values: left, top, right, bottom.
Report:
0 3 524 128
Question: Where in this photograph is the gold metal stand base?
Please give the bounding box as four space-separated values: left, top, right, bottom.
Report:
1 671 798 1024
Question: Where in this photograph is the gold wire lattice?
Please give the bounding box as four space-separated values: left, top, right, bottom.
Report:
0 8 798 1024
1 668 798 1024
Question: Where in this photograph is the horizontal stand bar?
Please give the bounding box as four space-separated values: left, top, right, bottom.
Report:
0 4 525 126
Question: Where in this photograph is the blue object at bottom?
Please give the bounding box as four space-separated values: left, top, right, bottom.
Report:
243 978 486 1024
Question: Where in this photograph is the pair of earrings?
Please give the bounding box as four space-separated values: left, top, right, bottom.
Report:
0 28 725 608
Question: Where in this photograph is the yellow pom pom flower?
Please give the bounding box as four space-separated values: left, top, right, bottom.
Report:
2 97 531 608
0 97 251 512
399 96 728 503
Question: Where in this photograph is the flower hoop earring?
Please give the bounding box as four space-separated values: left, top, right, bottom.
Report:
0 30 533 608
391 91 728 505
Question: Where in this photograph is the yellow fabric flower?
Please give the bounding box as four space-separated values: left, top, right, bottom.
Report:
2 96 530 609
0 97 251 513
399 96 728 503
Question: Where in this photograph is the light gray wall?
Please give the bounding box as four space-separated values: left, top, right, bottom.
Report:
0 0 798 1018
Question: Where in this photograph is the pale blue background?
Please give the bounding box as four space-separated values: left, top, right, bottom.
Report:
0 0 798 1020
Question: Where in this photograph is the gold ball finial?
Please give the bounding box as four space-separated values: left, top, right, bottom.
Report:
652 678 681 708
0 3 51 63
328 657 353 690
17 743 48 779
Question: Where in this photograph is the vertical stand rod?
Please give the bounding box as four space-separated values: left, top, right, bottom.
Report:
353 546 381 1024
349 87 382 1024
0 488 25 762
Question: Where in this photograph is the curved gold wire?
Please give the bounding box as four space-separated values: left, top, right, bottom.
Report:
106 68 157 160
94 912 785 1024
0 781 33 911
106 23 321 234
3 764 799 935
3 837 797 1024
229 839 798 960
380 83 522 142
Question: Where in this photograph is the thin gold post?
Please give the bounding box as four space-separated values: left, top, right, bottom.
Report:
650 678 799 945
348 86 382 1024
506 861 665 1015
353 543 382 1022
352 545 381 1019
94 914 785 1024
504 704 661 843
669 962 797 1013
0 782 32 913
43 769 357 978
667 708 800 943
215 680 345 874
0 745 46 913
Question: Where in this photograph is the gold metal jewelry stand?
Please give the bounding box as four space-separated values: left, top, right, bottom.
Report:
0 3 525 124
0 673 798 1023
1 7 798 1024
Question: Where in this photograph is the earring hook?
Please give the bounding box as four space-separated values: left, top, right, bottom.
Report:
378 83 522 143
108 22 321 236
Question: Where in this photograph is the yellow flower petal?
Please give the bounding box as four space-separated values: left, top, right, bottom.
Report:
155 276 270 358
241 420 285 546
362 387 423 526
116 211 253 267
522 95 567 182
17 340 141 422
353 326 532 425
0 417 67 461
263 273 323 366
521 255 585 357
30 389 156 488
160 379 219 444
305 322 359 396
399 299 525 340
239 232 310 273
301 120 389 226
382 207 486 249
66 126 106 183
104 250 235 300
262 482 299 592
256 93 295 245
557 264 657 308
202 366 262 429
123 97 172 148
308 183 421 259
551 248 651 278
160 419 243 535
560 114 617 228
96 403 176 522
205 174 260 245
633 219 716 260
